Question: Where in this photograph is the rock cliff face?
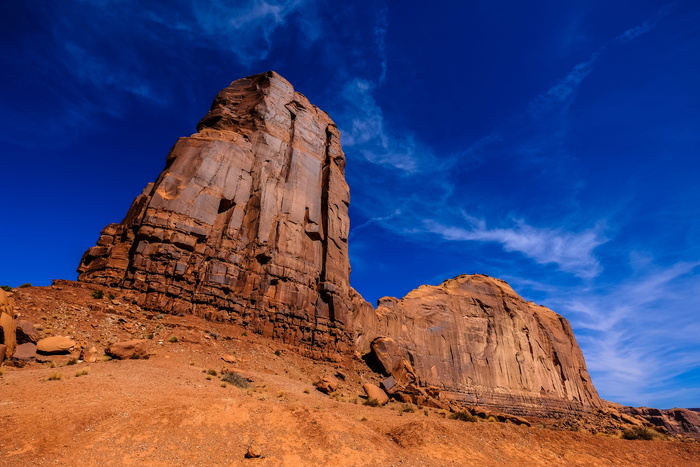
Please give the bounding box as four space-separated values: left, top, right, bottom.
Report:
78 71 354 358
350 275 602 416
620 406 700 440
78 71 601 416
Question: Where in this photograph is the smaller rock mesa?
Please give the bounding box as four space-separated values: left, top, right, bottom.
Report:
78 71 354 359
351 274 602 417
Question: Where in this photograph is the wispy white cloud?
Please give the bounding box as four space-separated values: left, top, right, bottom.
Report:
183 0 315 65
425 219 607 278
339 78 436 173
549 260 700 407
528 52 600 118
374 5 389 84
614 2 677 44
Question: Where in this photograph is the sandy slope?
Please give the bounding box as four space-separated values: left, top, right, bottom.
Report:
1 284 699 466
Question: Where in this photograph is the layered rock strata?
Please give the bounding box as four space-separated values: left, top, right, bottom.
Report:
351 274 602 417
78 71 354 358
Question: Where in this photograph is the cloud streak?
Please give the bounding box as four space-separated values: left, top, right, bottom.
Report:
548 260 700 407
425 219 607 278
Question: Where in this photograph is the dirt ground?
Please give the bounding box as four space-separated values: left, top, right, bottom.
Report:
2 283 699 466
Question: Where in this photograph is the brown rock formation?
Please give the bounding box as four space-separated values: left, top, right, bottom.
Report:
351 274 601 417
78 71 354 359
76 71 602 418
0 289 17 359
620 406 700 440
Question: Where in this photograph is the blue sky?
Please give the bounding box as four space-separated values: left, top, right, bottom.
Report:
1 0 699 409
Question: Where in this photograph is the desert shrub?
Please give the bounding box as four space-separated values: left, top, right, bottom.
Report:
241 331 248 336
360 417 368 422
621 426 658 441
221 382 228 388
47 372 63 381
18 283 32 288
402 403 416 413
207 369 218 376
168 336 179 343
91 290 104 299
66 358 78 366
363 398 381 407
221 371 251 389
75 368 89 377
303 388 310 394
274 350 282 356
107 293 116 300
0 285 12 292
449 411 478 422
488 415 499 423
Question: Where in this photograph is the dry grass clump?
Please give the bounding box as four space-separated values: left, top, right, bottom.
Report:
220 371 250 388
75 368 89 377
449 411 478 422
621 426 661 441
47 372 63 381
363 398 380 407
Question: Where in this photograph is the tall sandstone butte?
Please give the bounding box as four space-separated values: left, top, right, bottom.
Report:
79 71 601 415
78 71 355 358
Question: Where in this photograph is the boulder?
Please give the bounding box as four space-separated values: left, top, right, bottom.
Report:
79 346 98 363
221 354 236 363
362 383 389 406
12 342 37 361
16 320 40 344
245 443 262 459
315 376 338 395
0 344 6 363
0 312 15 359
37 336 76 354
106 340 150 360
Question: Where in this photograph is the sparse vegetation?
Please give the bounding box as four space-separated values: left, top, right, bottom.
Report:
146 333 154 339
221 382 228 388
621 426 659 441
168 336 179 343
207 369 218 376
66 358 78 366
449 411 478 422
241 331 248 336
402 403 417 413
107 293 116 300
206 375 212 380
220 371 251 389
303 388 310 394
488 415 499 423
0 368 5 376
18 283 32 288
91 290 104 299
363 398 381 407
0 285 12 292
47 372 63 381
360 417 368 422
75 368 89 377
274 350 282 356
